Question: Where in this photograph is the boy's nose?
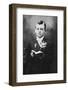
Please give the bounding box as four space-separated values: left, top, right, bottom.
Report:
39 30 41 32
38 29 41 31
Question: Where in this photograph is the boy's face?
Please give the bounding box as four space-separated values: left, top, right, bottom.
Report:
35 24 45 38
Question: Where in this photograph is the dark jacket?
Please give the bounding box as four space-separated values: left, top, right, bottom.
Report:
23 37 50 74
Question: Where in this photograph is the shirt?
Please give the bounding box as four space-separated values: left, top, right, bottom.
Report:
36 36 47 48
36 36 44 47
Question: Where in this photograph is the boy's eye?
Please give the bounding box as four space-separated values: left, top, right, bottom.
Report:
40 28 43 30
37 28 39 30
36 28 43 30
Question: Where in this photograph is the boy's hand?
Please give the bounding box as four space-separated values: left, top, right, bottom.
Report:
30 50 35 57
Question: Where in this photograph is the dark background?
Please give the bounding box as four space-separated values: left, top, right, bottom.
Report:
23 15 57 73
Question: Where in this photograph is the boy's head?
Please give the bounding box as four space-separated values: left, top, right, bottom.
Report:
35 20 46 38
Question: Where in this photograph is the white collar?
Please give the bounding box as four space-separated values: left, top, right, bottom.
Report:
36 36 44 42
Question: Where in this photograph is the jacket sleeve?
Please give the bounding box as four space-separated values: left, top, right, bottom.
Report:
23 43 32 64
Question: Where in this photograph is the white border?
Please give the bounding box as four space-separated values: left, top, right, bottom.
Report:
16 8 64 82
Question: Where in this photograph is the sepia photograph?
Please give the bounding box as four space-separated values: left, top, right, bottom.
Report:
23 15 57 75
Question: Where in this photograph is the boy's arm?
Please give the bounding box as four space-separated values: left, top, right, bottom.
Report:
23 43 32 63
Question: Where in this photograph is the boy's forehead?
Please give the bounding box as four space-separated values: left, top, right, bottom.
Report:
36 23 44 28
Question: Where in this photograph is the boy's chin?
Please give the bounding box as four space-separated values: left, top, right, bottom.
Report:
37 36 43 38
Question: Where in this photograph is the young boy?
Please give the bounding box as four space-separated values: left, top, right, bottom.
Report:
23 20 49 74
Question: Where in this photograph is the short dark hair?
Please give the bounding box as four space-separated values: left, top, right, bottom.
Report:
36 20 46 31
